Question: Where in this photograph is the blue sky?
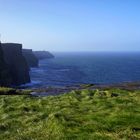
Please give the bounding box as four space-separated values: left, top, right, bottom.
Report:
0 0 140 51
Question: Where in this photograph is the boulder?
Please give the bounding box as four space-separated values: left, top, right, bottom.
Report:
22 49 38 68
2 43 30 85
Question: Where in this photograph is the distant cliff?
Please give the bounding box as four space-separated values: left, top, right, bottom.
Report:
2 43 30 85
22 49 39 68
33 51 54 60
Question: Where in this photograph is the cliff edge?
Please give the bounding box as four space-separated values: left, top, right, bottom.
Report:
22 49 39 68
0 42 11 86
2 43 30 85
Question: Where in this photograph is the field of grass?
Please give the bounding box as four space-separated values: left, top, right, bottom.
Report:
0 88 140 140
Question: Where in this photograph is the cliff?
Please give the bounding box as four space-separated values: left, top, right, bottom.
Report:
22 49 39 68
0 42 12 86
33 51 54 60
2 43 30 85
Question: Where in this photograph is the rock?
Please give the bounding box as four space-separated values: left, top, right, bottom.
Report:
111 93 119 97
22 49 39 68
0 42 12 86
2 43 30 85
132 127 140 132
33 51 54 60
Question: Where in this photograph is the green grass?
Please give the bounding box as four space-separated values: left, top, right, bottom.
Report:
0 87 32 95
0 88 140 140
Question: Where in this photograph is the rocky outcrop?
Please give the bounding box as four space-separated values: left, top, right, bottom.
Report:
0 42 12 86
2 43 30 85
22 49 38 68
33 51 54 60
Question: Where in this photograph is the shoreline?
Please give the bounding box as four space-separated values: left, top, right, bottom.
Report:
30 81 140 96
1 81 140 96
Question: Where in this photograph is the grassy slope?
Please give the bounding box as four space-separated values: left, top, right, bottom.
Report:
0 89 140 140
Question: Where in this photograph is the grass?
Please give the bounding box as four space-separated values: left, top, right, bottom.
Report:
0 88 140 139
0 87 32 95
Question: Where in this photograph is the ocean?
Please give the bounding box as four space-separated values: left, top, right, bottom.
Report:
28 52 140 88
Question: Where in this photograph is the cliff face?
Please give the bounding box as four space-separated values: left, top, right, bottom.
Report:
2 43 30 85
22 49 39 68
0 42 12 86
33 51 54 60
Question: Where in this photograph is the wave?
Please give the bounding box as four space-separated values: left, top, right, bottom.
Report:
53 69 70 72
20 80 42 88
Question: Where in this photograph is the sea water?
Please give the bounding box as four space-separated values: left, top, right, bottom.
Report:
29 52 140 87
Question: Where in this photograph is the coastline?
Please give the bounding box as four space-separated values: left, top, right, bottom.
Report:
30 81 140 96
1 81 140 96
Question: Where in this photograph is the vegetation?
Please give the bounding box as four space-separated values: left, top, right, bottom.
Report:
0 87 31 95
0 88 140 140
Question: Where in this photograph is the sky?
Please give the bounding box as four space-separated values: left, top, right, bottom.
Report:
0 0 140 52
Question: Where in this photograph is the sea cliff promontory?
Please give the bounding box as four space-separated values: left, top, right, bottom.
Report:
0 42 55 86
33 51 54 60
22 49 39 68
1 43 30 86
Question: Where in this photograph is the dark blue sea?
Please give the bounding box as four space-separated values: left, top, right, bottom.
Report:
28 52 140 87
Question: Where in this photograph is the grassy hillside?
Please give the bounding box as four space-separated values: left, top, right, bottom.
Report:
0 88 140 140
